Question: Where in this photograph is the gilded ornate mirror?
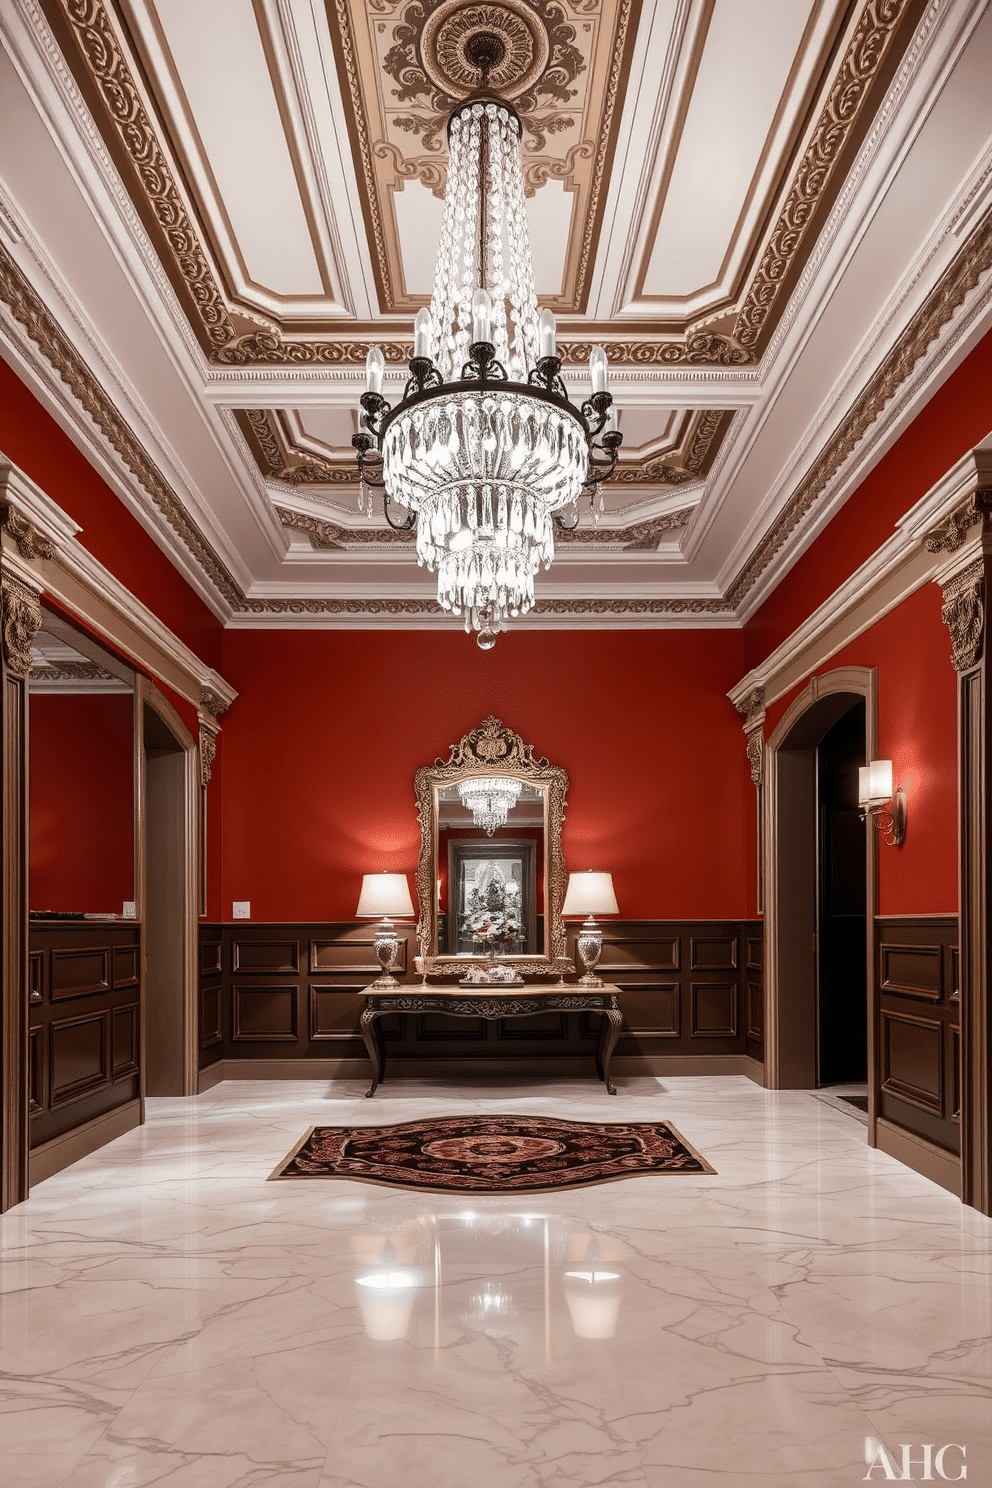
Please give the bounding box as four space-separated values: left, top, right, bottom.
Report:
415 717 570 977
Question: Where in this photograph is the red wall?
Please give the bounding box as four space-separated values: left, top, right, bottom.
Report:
218 627 748 923
743 326 992 920
0 359 223 672
762 584 957 917
30 693 134 913
747 326 992 664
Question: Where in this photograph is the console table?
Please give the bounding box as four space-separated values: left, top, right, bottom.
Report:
359 984 623 1098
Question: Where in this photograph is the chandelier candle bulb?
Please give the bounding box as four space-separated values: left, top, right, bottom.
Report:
471 289 493 346
590 346 608 395
414 309 432 361
365 346 385 395
538 309 557 360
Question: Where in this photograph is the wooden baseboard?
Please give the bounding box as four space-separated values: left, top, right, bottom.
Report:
29 1100 142 1187
875 1117 961 1197
196 1061 225 1093
195 1054 754 1087
743 1056 766 1087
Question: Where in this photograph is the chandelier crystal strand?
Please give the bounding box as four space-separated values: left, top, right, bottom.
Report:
458 776 522 835
353 77 621 645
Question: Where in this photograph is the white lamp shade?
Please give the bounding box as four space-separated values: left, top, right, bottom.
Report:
858 760 893 807
356 872 414 919
561 870 619 917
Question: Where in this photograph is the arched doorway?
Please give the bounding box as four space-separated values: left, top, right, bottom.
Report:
763 668 877 1116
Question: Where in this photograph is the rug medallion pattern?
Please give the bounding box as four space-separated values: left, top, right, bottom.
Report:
271 1114 714 1192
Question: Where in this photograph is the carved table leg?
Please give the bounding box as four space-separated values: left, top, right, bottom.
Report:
361 1008 383 1098
598 1008 623 1095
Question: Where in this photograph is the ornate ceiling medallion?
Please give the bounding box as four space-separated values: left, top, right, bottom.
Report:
417 2 551 103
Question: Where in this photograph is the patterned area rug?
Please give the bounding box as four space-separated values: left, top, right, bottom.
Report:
270 1115 714 1192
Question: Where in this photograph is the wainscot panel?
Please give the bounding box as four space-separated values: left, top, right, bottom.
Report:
29 920 142 1148
875 916 959 1171
200 921 762 1073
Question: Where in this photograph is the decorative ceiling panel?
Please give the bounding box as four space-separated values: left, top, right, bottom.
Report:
327 0 640 311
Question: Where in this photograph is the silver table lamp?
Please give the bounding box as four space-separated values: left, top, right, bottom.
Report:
562 870 619 987
356 872 415 988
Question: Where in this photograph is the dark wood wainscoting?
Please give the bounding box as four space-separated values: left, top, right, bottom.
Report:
875 915 959 1194
28 921 142 1159
198 920 762 1077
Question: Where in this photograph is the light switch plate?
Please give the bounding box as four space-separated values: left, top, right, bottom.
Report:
122 901 136 919
233 901 250 919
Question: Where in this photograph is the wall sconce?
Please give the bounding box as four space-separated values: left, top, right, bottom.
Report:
858 760 906 847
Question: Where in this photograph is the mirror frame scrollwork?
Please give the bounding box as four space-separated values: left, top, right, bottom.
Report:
415 717 570 977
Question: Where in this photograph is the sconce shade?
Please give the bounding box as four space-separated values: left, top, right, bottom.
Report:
562 871 619 918
858 759 894 807
356 872 414 919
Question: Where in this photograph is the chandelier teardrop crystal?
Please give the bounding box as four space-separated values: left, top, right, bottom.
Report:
458 776 522 836
353 40 620 648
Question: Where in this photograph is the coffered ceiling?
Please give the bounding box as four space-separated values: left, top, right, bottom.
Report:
1 0 991 629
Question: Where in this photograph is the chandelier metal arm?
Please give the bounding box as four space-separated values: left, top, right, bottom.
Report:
583 430 623 489
552 504 580 534
351 432 386 489
381 491 418 532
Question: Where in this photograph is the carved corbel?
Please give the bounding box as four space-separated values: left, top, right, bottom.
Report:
199 686 230 719
925 498 980 555
1 570 44 678
940 559 985 672
198 722 218 787
734 685 766 785
0 504 56 562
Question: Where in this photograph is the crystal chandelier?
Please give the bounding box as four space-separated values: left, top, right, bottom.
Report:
458 776 522 835
353 34 621 649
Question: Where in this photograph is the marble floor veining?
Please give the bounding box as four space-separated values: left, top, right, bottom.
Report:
1 1075 989 1487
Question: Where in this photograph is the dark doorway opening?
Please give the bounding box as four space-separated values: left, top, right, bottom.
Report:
143 702 187 1096
816 701 867 1087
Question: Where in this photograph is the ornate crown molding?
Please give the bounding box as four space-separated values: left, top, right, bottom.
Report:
940 557 985 672
733 0 915 354
725 203 992 611
40 0 919 367
0 242 243 608
1 570 44 678
29 661 113 682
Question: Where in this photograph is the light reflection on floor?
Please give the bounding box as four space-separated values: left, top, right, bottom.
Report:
1 1075 989 1487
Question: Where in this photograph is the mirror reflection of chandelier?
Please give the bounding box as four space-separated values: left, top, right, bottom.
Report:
458 776 522 835
353 33 621 649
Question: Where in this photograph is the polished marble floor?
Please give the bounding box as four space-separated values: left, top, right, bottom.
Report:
1 1075 989 1487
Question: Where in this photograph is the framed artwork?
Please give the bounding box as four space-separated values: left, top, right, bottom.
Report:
448 839 537 957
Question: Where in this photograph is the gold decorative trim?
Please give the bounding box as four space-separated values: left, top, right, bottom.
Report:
940 558 984 672
198 723 217 787
29 661 114 682
734 685 766 786
734 0 914 352
924 494 984 553
0 242 243 607
234 594 732 616
199 687 230 718
413 716 569 976
0 505 56 561
1 571 44 678
42 0 236 353
726 204 992 610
